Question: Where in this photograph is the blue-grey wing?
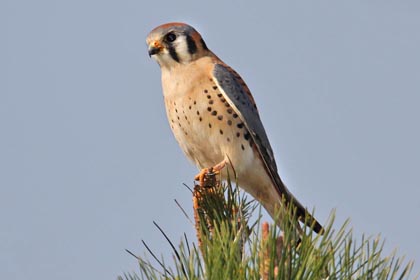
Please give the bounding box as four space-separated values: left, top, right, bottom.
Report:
213 64 284 193
212 63 323 233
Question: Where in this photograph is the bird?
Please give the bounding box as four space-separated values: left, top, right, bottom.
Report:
146 22 323 234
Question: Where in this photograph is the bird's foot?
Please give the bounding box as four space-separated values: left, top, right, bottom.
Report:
194 160 227 188
194 167 218 187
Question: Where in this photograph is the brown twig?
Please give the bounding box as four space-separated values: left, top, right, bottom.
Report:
259 222 284 280
192 171 219 256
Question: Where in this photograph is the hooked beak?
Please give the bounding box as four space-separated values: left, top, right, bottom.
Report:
148 41 163 57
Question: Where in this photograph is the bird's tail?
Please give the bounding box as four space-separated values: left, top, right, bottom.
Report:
264 193 324 235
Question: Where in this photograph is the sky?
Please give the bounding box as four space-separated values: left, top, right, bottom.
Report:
1 0 420 279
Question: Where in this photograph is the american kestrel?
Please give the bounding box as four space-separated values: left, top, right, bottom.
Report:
146 23 323 233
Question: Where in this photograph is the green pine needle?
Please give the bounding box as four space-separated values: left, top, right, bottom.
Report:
122 176 417 280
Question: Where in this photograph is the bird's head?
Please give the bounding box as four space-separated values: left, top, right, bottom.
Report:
146 23 210 68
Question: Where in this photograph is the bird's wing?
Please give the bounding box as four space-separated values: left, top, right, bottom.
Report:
212 63 323 233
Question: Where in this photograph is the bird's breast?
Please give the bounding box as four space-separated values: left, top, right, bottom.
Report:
161 67 256 172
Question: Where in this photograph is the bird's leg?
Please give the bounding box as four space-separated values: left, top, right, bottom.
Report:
194 159 227 187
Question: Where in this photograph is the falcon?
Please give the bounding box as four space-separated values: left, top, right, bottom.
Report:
146 22 323 233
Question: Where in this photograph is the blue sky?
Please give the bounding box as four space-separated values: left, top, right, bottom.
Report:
1 1 419 279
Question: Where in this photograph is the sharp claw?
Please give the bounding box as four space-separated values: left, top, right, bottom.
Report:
194 160 227 187
194 168 219 187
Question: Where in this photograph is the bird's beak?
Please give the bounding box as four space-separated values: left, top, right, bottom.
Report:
148 41 163 57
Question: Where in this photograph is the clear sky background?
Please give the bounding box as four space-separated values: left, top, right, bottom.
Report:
1 0 419 279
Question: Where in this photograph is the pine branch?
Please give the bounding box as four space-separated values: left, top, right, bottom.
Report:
123 174 417 280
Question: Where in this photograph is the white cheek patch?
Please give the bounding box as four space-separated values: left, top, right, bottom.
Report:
174 36 192 63
153 35 194 67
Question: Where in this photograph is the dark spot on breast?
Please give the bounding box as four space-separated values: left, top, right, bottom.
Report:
244 132 250 140
225 103 230 107
233 113 238 118
217 93 223 98
196 111 200 115
212 86 218 90
189 106 192 110
236 132 240 137
241 144 245 150
237 123 244 129
211 110 217 116
199 117 202 121
227 137 230 142
177 116 180 120
217 115 223 120
184 116 188 120
209 123 212 128
175 109 178 113
207 107 212 112
194 101 197 105
204 89 208 94
227 108 233 114
227 120 232 125
171 119 174 123
207 95 211 99
209 100 214 104
219 129 223 135
220 98 226 102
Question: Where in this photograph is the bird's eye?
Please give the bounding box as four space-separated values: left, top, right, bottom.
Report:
165 32 177 43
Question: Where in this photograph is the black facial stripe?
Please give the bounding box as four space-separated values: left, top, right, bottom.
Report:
168 46 180 62
186 35 197 55
200 38 208 50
